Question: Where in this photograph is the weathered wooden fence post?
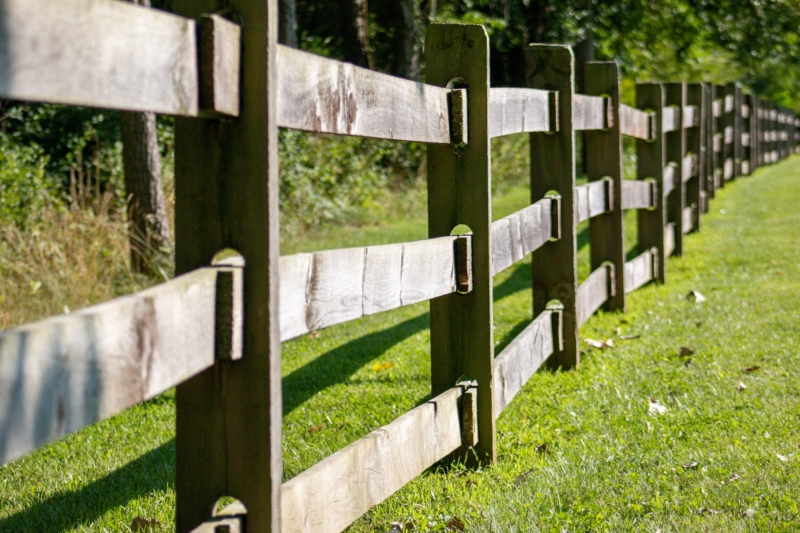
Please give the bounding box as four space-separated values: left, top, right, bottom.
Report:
173 0 282 531
636 83 668 282
527 44 579 368
686 83 706 231
706 84 719 201
584 61 624 310
426 23 496 464
665 83 686 252
743 93 753 175
733 83 743 177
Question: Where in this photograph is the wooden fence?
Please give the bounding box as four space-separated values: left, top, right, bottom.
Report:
0 1 798 532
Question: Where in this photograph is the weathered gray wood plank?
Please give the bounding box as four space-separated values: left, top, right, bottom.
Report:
573 179 610 224
576 265 614 327
624 248 657 293
493 310 554 415
427 23 496 463
682 105 699 128
682 153 697 182
662 106 679 132
0 0 201 115
572 94 609 131
281 385 469 533
664 222 676 257
491 198 553 276
0 267 240 466
682 206 694 234
665 83 687 255
529 44 580 369
619 104 651 139
488 88 552 137
621 179 656 210
662 163 677 197
279 237 461 341
687 83 707 227
276 45 451 143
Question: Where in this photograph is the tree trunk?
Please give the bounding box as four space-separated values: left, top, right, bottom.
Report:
280 0 298 47
393 0 421 80
120 111 171 275
120 0 170 275
339 0 373 68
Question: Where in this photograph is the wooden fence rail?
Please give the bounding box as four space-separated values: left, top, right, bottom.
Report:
0 1 798 531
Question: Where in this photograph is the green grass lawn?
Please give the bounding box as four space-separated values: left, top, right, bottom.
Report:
3 156 800 532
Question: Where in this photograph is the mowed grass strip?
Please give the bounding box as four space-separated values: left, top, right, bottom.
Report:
2 156 800 532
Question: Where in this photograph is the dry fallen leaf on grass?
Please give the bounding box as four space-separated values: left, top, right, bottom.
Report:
687 290 707 303
585 338 614 350
390 521 415 532
514 470 533 487
777 453 789 462
308 424 325 434
737 382 747 392
131 517 162 533
372 362 393 372
695 508 720 515
729 474 742 482
681 461 699 470
446 516 465 531
648 399 668 415
535 443 550 455
741 365 761 373
308 330 320 339
679 347 694 357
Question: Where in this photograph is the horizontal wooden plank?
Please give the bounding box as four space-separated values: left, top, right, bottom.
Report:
493 311 554 415
742 160 751 176
683 206 694 234
488 88 552 137
712 99 722 118
665 222 676 257
624 248 657 293
0 0 200 115
724 126 734 144
619 104 651 139
662 106 679 133
724 158 734 180
276 45 451 143
281 384 469 533
573 93 609 131
682 153 697 182
491 197 554 276
682 105 699 128
576 265 614 327
574 179 610 224
663 163 677 197
741 104 750 119
725 94 734 113
713 133 722 153
280 237 460 341
621 179 656 210
0 266 240 465
742 132 750 147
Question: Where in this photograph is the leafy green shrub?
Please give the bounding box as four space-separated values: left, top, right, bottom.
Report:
0 134 60 227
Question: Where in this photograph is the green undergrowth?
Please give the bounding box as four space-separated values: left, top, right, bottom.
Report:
3 155 800 532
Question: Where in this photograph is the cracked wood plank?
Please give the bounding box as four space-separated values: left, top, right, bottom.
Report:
279 237 461 341
491 197 553 276
620 104 651 140
488 87 552 137
276 45 451 143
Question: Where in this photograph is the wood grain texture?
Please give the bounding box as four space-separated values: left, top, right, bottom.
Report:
281 385 468 533
624 248 657 293
427 23 496 463
173 0 282 530
276 45 450 143
528 44 579 369
636 83 668 283
279 237 461 341
0 267 231 466
619 104 651 139
572 93 609 131
584 62 625 311
493 310 554 415
0 0 199 115
198 14 241 117
621 179 656 210
665 83 687 256
576 265 614 327
573 179 610 224
488 88 552 137
491 198 553 276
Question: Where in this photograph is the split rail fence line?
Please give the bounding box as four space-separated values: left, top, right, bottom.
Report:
0 1 799 532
